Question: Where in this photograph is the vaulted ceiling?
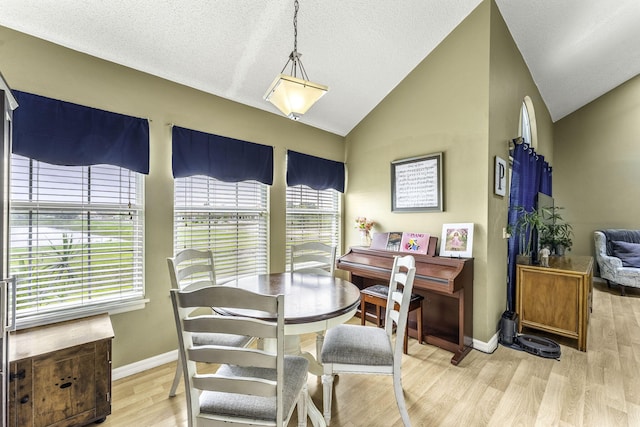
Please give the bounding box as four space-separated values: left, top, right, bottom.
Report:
1 0 639 136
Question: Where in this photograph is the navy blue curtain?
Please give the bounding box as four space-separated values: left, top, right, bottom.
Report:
286 150 345 193
172 126 273 185
506 142 552 311
13 91 150 174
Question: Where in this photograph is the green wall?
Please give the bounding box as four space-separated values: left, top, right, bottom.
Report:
0 25 344 367
344 1 554 343
486 1 554 336
554 74 640 258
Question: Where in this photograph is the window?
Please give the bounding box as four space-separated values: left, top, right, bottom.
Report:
519 96 537 149
174 176 268 281
520 102 532 145
285 185 340 270
10 155 145 327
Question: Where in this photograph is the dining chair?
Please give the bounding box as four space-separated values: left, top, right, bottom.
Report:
290 241 337 276
320 255 416 427
167 248 253 397
170 285 310 427
290 241 338 366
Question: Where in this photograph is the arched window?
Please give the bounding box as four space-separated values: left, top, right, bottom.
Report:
519 96 538 149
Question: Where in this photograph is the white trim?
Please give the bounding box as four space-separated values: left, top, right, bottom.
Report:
473 332 499 354
113 349 178 381
16 298 149 330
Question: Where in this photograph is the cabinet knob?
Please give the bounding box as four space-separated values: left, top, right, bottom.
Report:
20 395 29 404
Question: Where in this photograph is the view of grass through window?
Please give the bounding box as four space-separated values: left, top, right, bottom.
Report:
9 155 144 320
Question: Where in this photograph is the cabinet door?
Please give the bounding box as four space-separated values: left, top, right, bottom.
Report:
9 359 33 427
32 343 97 427
94 339 112 419
520 269 581 336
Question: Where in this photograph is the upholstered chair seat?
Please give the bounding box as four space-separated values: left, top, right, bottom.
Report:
321 324 393 366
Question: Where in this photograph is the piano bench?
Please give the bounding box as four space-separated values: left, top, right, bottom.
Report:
360 284 424 354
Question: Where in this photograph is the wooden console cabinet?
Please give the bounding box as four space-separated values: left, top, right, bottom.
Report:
8 314 114 427
516 256 593 351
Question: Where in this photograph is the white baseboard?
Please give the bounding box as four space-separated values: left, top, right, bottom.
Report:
473 332 499 354
113 349 178 381
113 333 500 381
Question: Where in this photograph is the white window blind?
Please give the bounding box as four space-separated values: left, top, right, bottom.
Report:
285 185 340 270
174 176 268 281
9 154 145 324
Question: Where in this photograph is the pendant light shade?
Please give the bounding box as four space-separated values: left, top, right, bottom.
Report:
264 74 328 121
264 0 328 120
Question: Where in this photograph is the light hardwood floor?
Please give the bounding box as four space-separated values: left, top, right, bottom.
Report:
101 280 640 427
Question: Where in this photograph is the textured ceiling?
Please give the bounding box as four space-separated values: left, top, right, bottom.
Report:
1 1 639 136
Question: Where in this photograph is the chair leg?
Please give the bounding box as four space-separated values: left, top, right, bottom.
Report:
393 370 412 427
321 373 335 426
360 299 367 325
620 285 626 296
297 383 308 427
316 332 325 363
169 352 182 397
417 304 423 345
403 324 409 354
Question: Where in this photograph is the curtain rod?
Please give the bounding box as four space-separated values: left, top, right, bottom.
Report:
508 136 524 151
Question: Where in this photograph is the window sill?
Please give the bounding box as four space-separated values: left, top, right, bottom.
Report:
14 297 150 331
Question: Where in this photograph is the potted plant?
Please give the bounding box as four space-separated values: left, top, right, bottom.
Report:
508 206 545 264
538 206 573 255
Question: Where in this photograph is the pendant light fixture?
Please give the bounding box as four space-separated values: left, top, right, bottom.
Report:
264 0 328 121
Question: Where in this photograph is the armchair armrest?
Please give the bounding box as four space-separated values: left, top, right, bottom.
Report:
599 254 623 269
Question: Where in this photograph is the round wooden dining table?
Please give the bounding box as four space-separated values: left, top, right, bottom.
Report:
224 272 360 329
221 272 361 368
222 272 361 364
220 272 360 427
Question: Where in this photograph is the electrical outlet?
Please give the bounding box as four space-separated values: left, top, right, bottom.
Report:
502 227 511 239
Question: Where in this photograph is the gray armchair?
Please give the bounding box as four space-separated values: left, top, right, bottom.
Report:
594 230 640 295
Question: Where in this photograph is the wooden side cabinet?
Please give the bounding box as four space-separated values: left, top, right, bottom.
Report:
8 314 114 427
516 256 593 351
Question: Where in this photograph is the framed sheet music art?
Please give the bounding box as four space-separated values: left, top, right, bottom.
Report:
391 152 443 212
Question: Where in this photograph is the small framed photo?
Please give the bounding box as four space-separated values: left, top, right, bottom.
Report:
439 223 474 258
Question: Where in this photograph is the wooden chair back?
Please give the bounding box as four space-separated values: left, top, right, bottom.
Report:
384 255 417 361
290 241 337 276
167 248 216 291
170 285 290 426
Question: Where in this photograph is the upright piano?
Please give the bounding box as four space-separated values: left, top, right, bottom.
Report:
337 246 474 365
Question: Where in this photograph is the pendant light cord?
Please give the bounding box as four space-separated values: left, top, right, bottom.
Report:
293 0 299 54
279 0 310 81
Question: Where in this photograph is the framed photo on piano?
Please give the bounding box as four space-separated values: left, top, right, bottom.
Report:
439 223 474 258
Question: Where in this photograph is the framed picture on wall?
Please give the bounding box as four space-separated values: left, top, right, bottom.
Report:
439 223 474 258
391 152 443 212
494 156 507 196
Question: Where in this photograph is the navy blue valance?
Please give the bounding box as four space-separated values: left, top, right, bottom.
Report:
172 126 273 185
287 150 345 193
13 91 150 174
